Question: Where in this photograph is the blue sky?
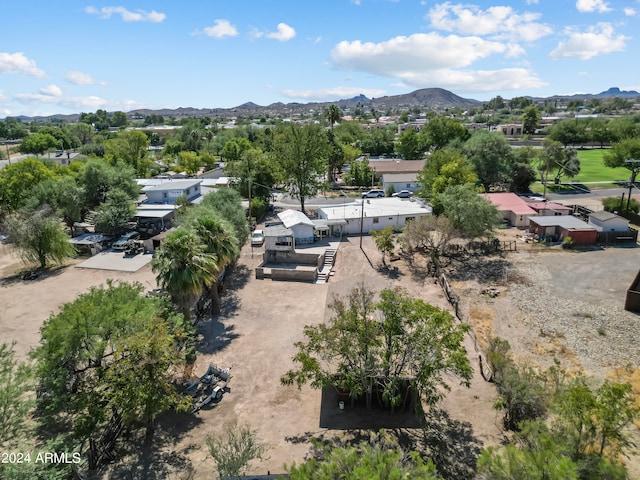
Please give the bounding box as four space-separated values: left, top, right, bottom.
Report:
1 0 639 117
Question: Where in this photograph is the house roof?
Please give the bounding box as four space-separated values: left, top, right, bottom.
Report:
369 160 426 174
277 209 314 228
69 233 112 245
382 173 419 183
319 197 432 221
264 226 293 237
527 202 572 212
144 179 202 192
530 215 595 230
589 211 626 223
482 193 538 216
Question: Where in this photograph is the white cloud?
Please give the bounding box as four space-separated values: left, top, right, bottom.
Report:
266 23 296 41
330 33 544 92
40 85 62 97
576 0 612 13
14 93 108 109
550 23 628 59
66 70 106 85
0 52 45 77
85 6 166 23
623 7 636 16
526 0 539 4
332 33 519 73
427 3 552 42
281 86 387 101
202 19 238 38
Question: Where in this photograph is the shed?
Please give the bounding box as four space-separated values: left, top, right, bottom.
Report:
277 210 315 244
529 215 597 245
588 211 630 232
264 226 294 252
69 233 113 256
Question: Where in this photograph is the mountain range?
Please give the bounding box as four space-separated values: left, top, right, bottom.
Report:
15 87 640 123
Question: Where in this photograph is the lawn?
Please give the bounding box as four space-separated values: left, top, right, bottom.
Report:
572 149 631 184
530 149 631 193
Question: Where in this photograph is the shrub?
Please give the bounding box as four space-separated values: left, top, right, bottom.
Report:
562 236 574 249
602 196 640 214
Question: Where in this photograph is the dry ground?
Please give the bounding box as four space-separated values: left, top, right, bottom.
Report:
1 227 638 478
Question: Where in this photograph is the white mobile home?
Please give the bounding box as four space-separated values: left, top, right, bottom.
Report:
277 209 315 244
318 198 432 236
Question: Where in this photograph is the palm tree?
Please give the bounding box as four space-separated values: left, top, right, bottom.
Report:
324 104 342 183
151 228 217 323
191 213 239 314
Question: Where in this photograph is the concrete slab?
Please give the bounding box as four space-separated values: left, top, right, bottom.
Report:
76 250 154 272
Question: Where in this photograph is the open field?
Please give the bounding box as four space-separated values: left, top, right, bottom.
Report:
1 225 639 478
574 149 631 183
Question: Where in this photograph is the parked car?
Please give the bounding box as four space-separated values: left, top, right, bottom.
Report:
113 231 140 250
251 230 265 247
392 190 413 198
361 189 385 198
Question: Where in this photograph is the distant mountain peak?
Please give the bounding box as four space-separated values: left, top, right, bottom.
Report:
597 87 639 97
339 93 371 103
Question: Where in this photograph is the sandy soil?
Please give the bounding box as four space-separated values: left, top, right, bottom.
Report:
1 227 637 479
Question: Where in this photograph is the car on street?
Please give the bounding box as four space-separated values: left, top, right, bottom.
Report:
361 189 385 198
392 190 413 198
112 231 140 250
251 230 265 247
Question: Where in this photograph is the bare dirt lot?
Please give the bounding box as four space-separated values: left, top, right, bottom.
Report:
1 228 639 479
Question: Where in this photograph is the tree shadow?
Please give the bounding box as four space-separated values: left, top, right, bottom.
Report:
376 263 403 280
195 315 239 355
394 408 484 480
106 411 203 480
318 386 425 430
444 254 515 284
220 263 251 317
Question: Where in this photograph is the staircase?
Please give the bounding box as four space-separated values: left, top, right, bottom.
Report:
316 248 337 284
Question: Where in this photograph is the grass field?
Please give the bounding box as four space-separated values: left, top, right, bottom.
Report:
530 149 631 193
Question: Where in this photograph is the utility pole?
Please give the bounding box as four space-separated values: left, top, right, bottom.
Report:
359 197 365 249
624 159 640 215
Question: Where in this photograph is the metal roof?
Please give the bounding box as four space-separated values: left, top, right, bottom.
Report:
530 215 595 230
318 198 432 221
277 209 314 228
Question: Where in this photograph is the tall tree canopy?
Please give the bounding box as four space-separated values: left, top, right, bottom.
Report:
32 281 193 440
438 184 499 239
273 123 328 213
282 285 471 410
463 131 515 192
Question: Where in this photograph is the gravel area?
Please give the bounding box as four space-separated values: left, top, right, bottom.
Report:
503 252 640 378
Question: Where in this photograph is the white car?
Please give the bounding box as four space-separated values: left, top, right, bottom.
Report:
392 190 413 198
361 189 385 198
251 230 265 247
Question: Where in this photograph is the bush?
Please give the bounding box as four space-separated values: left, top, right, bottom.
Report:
602 196 640 214
562 236 574 249
249 197 267 221
385 184 396 196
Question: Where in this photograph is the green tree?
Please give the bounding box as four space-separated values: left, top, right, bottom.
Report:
273 123 328 213
396 128 423 159
417 148 477 210
463 131 515 192
152 228 217 322
522 106 541 135
4 206 75 269
548 119 589 148
0 342 33 446
222 137 252 163
32 281 193 440
200 189 250 246
282 285 471 410
343 156 375 187
19 133 59 157
438 184 499 239
0 158 55 213
420 116 470 151
94 188 136 236
77 158 138 208
187 210 239 314
28 176 86 231
603 138 640 179
287 435 440 480
206 423 269 480
509 146 537 193
104 130 151 176
178 151 201 176
370 226 395 266
110 110 128 128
